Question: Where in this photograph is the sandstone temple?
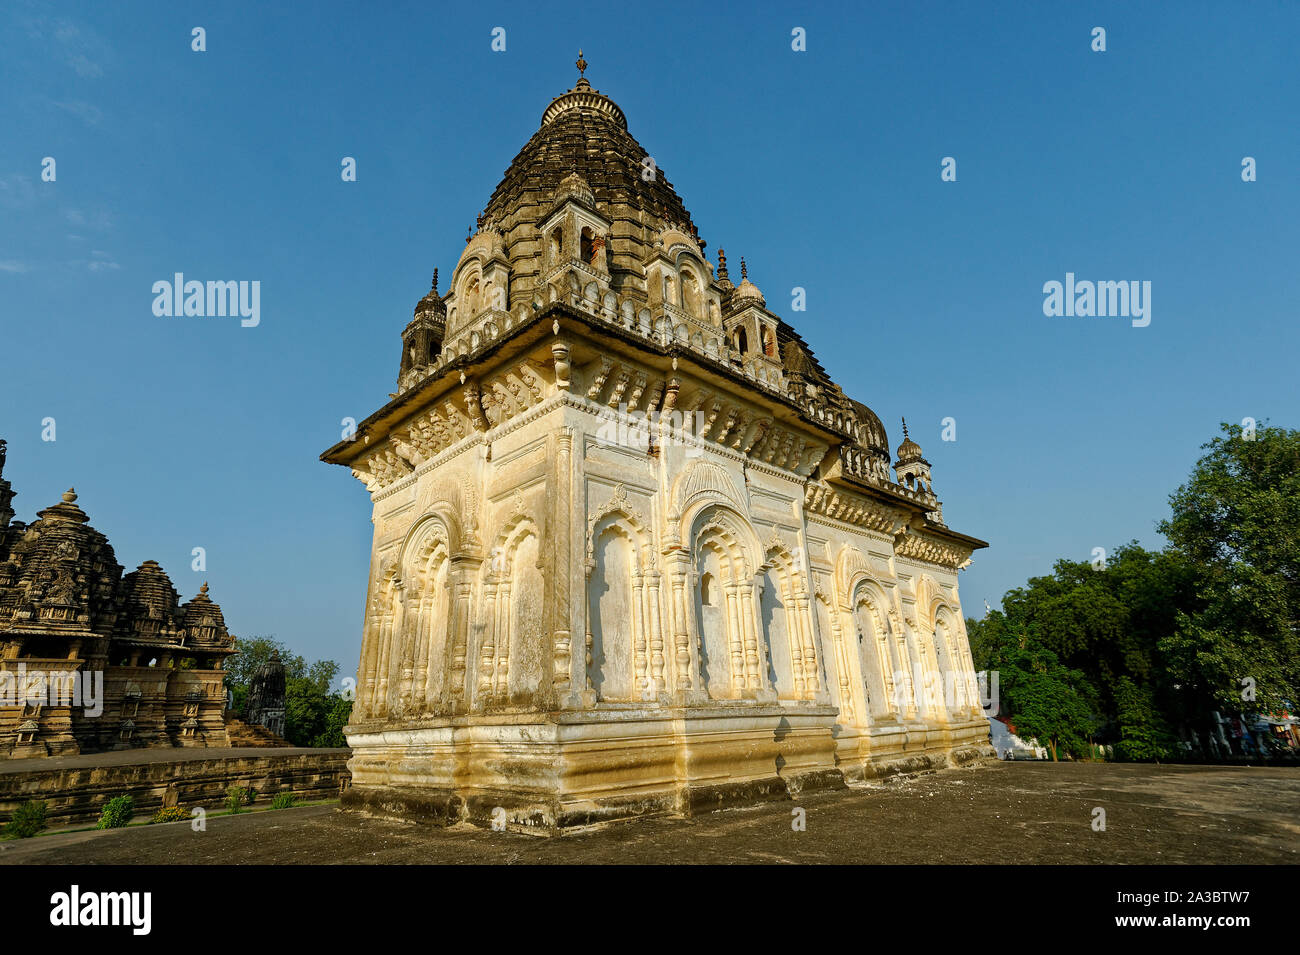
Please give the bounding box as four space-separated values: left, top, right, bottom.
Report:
0 441 234 758
322 56 992 830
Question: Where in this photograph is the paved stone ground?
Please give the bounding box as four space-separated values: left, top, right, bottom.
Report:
3 761 1297 864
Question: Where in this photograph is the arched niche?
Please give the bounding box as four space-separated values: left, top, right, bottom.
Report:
680 266 703 318
585 516 643 702
850 582 898 720
483 515 546 705
686 502 761 699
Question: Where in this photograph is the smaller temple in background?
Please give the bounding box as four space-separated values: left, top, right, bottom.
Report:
246 650 287 739
0 440 236 758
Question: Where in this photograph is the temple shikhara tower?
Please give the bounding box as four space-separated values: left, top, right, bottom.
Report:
0 441 235 758
322 56 992 830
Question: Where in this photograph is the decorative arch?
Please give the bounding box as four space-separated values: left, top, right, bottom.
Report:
399 506 464 570
453 262 485 327
686 502 763 699
361 554 405 718
478 514 545 705
668 459 746 544
910 573 959 717
835 546 905 721
584 486 661 702
585 485 651 572
678 260 705 317
393 514 458 715
927 597 976 716
757 540 817 699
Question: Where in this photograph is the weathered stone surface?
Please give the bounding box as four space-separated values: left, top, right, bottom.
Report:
321 58 994 831
0 747 350 828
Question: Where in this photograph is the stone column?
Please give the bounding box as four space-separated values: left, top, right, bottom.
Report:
631 569 647 699
830 608 855 723
552 425 574 703
795 591 820 698
397 580 420 712
725 583 745 698
741 580 763 693
355 601 380 718
375 603 398 718
479 580 499 702
784 583 806 699
880 632 899 717
646 568 666 696
493 580 512 699
668 552 694 699
447 557 479 713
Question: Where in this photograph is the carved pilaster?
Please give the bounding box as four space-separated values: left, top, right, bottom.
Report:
553 426 575 702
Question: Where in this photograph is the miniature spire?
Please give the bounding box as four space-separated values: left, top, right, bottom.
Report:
901 417 909 440
431 268 439 295
740 257 748 281
466 225 472 244
717 248 729 281
576 49 587 79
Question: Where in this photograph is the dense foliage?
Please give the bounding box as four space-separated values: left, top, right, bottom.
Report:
970 423 1298 760
225 636 353 748
96 795 135 829
2 799 48 839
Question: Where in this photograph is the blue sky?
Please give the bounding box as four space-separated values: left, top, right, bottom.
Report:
2 0 1297 675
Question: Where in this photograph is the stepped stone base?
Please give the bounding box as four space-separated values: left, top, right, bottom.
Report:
0 747 350 828
223 715 293 747
341 709 993 834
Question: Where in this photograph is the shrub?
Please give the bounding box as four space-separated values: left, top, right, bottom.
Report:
225 785 252 813
270 791 296 810
150 806 189 824
96 795 135 829
3 799 48 839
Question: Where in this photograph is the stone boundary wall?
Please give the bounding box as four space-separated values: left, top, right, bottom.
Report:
0 748 351 828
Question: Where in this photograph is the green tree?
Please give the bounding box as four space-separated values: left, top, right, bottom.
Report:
312 695 353 748
1113 676 1177 761
997 646 1098 761
225 636 353 748
1158 422 1300 718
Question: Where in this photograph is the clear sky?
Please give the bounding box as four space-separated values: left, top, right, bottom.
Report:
2 0 1297 676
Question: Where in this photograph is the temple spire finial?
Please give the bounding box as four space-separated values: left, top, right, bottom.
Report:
576 49 587 79
431 268 438 294
902 417 909 440
717 248 729 281
740 257 748 281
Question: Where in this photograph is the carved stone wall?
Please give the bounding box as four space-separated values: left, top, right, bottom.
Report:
322 62 992 831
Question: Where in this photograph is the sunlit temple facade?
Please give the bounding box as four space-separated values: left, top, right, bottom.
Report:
323 57 991 830
0 444 234 758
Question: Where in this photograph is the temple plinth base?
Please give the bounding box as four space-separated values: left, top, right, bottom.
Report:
341 706 989 833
